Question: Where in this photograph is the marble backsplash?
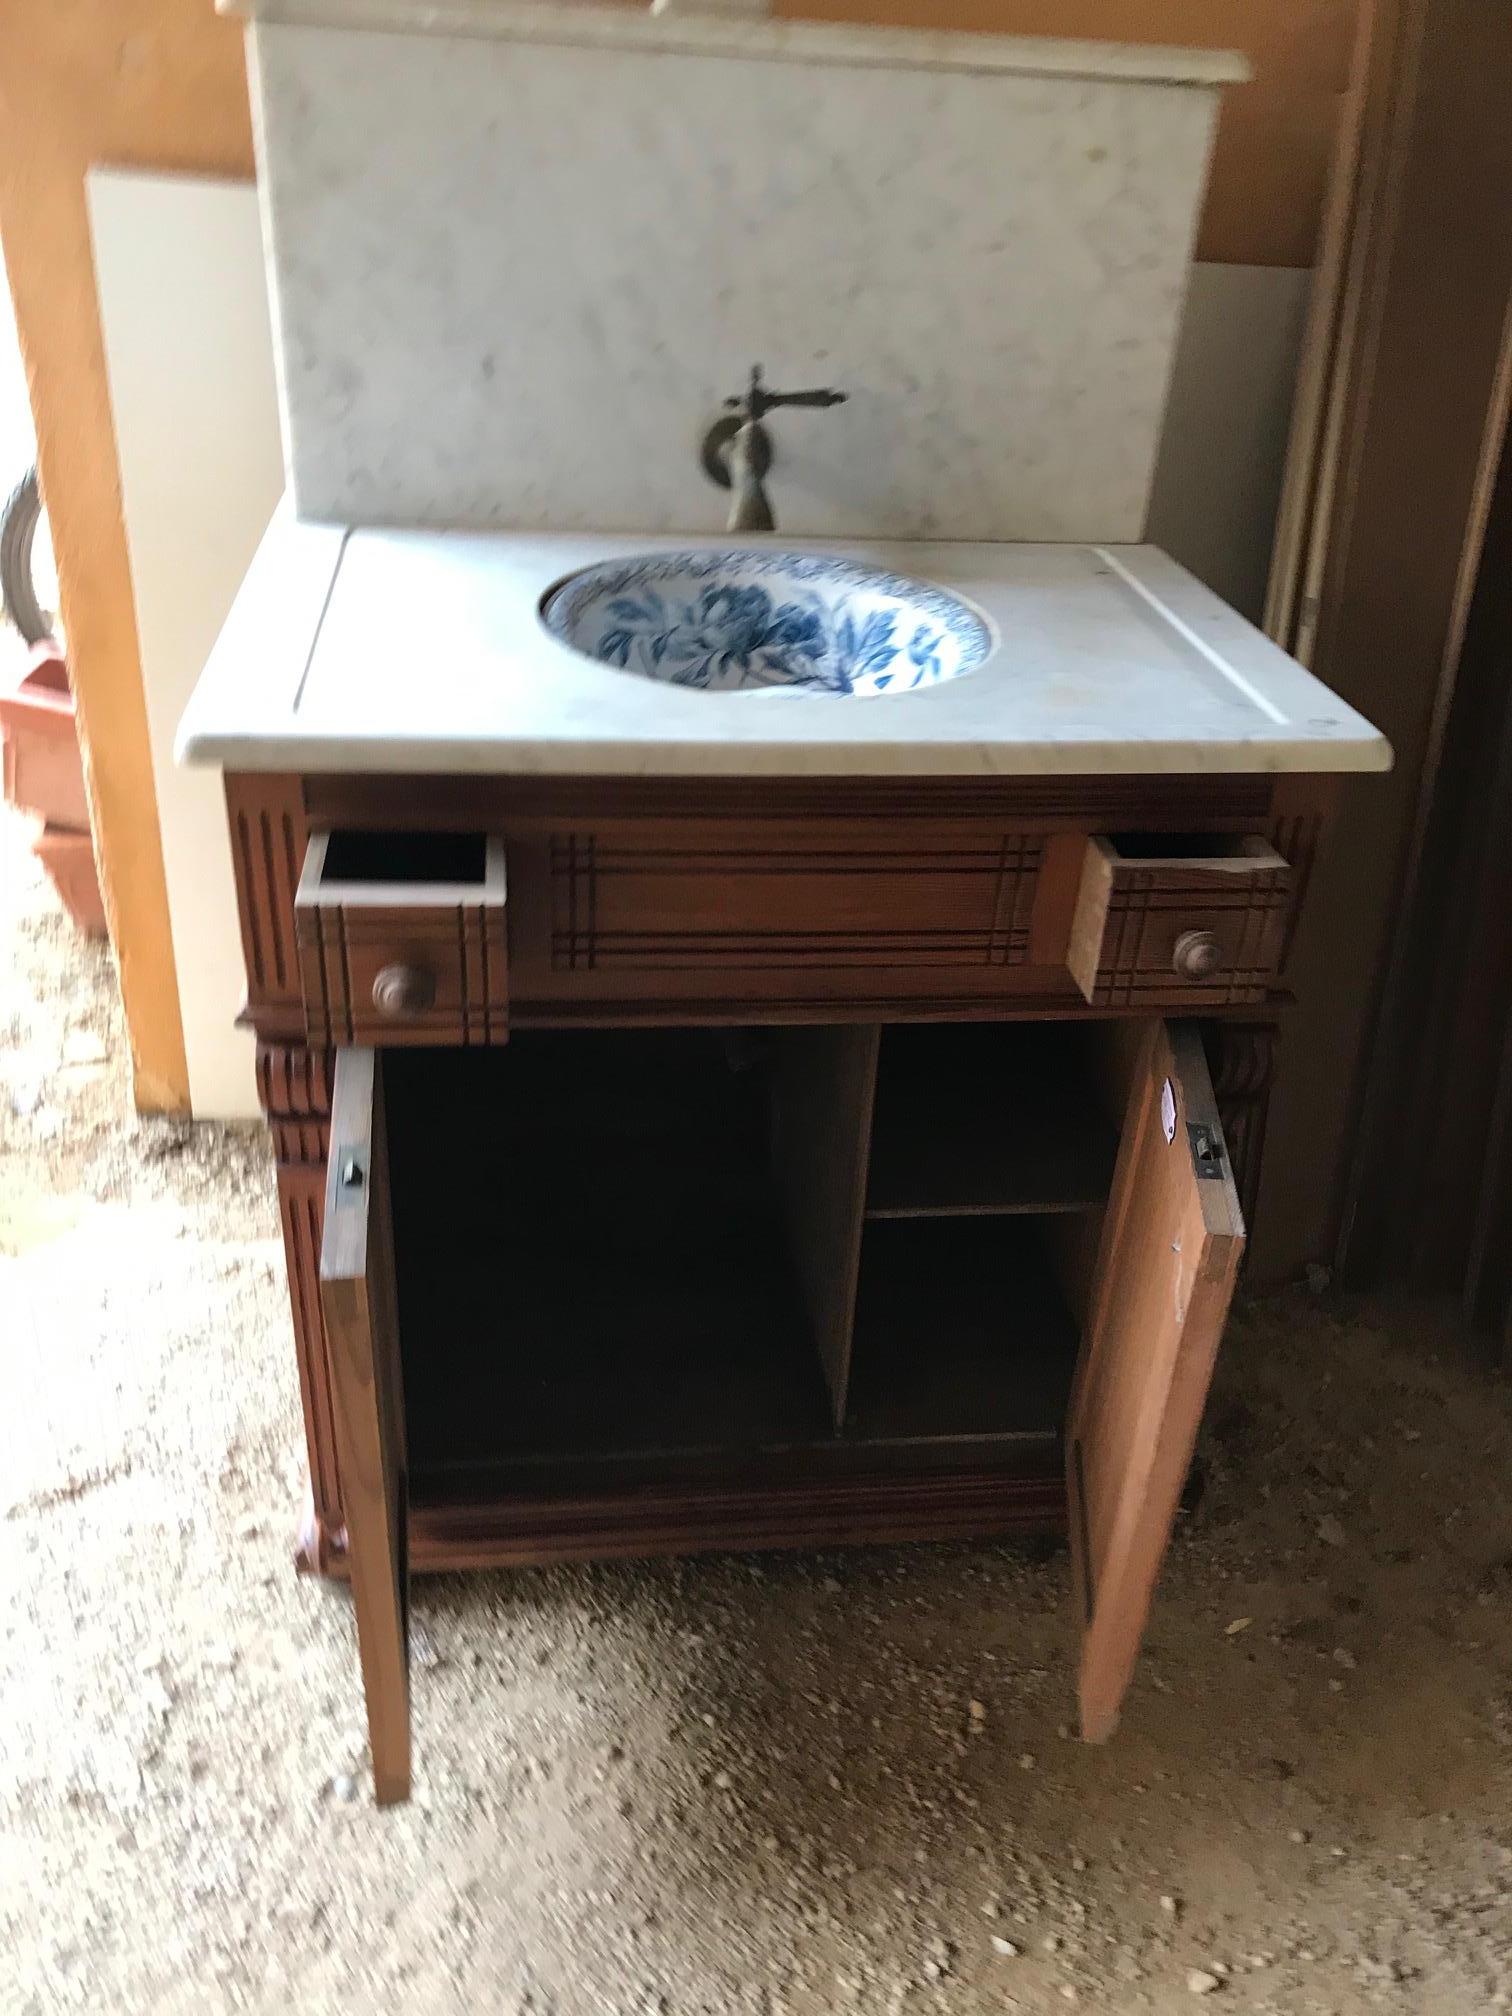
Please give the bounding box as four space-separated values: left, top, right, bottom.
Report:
248 5 1232 541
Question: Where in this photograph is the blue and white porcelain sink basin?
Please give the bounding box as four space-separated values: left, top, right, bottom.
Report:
540 549 992 696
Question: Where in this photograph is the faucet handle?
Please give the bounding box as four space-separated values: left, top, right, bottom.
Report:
703 364 847 530
723 362 847 422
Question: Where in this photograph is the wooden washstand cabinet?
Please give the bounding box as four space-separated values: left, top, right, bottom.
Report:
183 524 1391 1802
226 760 1337 1803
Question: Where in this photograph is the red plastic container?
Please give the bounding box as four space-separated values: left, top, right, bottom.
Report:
1 640 88 830
1 638 105 936
32 820 107 939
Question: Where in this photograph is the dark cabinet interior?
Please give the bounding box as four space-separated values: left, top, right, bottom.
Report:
387 1033 833 1483
383 1023 1129 1505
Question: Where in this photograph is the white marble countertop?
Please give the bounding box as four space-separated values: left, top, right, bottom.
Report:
225 0 1249 88
176 512 1391 778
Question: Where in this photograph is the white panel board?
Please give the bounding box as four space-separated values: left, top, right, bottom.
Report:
89 168 285 1119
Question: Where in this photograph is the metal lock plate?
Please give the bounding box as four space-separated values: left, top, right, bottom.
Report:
1187 1121 1228 1181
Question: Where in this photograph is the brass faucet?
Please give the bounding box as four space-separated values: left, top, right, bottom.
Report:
702 365 847 533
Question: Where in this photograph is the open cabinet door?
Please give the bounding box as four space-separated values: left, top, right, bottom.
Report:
1068 1022 1244 1743
320 1048 411 1803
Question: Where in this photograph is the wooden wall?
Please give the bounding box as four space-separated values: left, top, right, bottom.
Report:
1261 0 1512 1290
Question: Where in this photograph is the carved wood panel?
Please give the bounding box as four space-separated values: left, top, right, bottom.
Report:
545 827 1041 976
284 773 1307 1025
256 1042 346 1574
225 775 308 1023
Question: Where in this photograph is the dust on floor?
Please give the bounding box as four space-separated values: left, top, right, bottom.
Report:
2 803 1511 2016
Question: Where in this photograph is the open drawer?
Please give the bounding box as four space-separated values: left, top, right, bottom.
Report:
294 829 508 1047
319 1016 1243 1800
1067 832 1291 1007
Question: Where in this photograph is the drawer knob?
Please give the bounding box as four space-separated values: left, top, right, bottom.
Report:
1172 929 1224 981
372 963 437 1017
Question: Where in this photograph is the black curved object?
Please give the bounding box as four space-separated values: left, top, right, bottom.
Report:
1 467 52 647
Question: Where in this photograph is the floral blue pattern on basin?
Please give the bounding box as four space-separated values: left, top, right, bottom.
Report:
540 550 993 696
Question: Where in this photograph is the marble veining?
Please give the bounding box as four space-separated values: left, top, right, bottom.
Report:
541 549 992 697
250 23 1223 540
176 513 1393 778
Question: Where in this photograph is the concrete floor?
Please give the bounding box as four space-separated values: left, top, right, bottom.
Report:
4 801 1512 2014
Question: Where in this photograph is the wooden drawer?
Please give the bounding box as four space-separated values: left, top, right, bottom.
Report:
1066 834 1290 1008
294 829 508 1046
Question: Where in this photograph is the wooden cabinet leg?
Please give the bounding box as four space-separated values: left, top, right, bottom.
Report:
295 1487 348 1580
257 1043 348 1577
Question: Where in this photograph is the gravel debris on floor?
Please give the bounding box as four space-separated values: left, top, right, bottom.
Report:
3 803 1512 2014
